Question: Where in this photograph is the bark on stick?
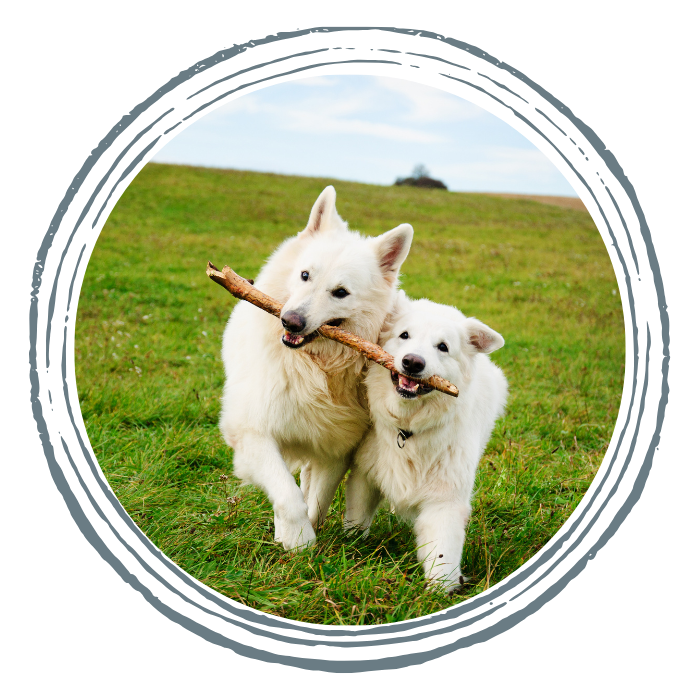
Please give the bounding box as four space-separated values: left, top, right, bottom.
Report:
206 262 459 397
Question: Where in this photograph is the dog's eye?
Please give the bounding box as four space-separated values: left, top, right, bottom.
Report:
301 271 310 281
332 288 349 299
438 342 449 352
399 331 409 340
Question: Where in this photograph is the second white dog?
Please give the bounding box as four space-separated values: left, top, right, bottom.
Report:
346 293 508 591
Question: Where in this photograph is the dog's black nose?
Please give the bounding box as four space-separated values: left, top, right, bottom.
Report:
401 354 425 374
281 311 306 333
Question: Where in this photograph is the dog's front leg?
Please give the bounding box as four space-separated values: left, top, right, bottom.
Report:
344 466 382 533
414 502 471 591
303 458 350 530
233 433 316 550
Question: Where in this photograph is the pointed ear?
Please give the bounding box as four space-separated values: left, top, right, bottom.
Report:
464 318 504 354
301 186 345 237
373 224 413 284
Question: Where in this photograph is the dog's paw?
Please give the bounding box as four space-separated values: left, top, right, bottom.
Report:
274 514 316 551
343 519 371 537
444 574 469 594
425 570 466 594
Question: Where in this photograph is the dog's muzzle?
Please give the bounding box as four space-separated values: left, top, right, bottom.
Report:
280 310 313 348
280 311 344 349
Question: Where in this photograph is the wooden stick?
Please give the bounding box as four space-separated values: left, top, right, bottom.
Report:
206 262 459 397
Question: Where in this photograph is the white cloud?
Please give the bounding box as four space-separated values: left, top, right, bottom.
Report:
280 110 443 143
213 93 265 116
287 92 377 119
198 75 337 122
373 77 484 123
207 84 444 143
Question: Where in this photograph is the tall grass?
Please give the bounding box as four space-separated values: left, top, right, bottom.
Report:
75 163 624 624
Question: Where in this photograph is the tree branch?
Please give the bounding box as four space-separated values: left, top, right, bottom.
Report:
206 262 459 397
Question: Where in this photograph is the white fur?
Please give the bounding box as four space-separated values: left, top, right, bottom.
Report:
346 293 508 590
219 186 413 550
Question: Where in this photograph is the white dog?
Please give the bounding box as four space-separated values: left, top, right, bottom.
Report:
219 186 413 550
346 293 508 591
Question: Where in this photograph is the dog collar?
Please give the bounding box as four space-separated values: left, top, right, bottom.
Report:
397 429 413 449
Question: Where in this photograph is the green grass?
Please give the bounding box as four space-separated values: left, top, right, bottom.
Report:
75 162 624 625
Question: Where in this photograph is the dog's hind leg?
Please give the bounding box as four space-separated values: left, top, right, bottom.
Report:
303 458 350 531
344 467 382 533
414 502 471 592
233 433 316 550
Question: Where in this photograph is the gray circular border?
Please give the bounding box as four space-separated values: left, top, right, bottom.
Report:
30 27 632 673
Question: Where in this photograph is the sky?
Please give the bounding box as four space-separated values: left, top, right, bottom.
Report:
152 75 578 197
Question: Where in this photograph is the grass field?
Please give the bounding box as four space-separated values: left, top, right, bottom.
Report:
75 162 624 624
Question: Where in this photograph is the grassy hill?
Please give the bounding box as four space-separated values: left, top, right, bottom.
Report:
75 162 624 624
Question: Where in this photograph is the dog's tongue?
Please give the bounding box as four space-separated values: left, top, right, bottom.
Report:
399 375 420 391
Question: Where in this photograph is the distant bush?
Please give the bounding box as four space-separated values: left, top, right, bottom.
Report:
394 175 448 190
394 164 448 190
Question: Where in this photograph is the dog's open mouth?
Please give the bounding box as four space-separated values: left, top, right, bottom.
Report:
391 371 435 399
281 331 317 348
281 319 344 349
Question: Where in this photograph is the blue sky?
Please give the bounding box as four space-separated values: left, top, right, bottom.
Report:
152 75 577 197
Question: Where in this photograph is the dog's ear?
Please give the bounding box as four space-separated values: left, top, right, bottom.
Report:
379 290 411 336
463 318 504 354
301 186 345 237
373 224 413 284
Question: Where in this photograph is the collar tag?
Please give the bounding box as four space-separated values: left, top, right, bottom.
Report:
397 429 413 449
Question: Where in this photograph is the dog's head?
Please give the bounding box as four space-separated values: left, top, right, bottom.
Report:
279 186 413 349
379 292 504 400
